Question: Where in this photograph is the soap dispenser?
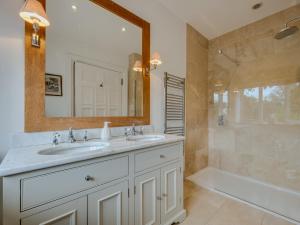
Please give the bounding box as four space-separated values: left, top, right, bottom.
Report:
101 122 111 141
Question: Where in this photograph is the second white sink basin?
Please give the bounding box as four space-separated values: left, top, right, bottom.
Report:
38 142 110 156
127 135 165 142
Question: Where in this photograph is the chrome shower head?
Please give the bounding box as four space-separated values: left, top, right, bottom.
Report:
274 26 299 40
275 16 300 40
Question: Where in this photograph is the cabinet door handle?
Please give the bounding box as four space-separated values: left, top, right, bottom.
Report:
160 155 166 159
85 175 94 181
156 196 162 201
162 193 168 197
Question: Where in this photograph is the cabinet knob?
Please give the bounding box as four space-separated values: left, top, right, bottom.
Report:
85 175 94 181
160 155 166 159
162 193 168 197
156 196 162 201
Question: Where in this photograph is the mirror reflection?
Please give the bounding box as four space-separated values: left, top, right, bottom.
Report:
45 0 143 117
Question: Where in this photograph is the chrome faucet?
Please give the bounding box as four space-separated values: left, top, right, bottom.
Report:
125 124 144 137
52 132 60 146
68 127 76 143
218 115 225 126
83 130 88 142
132 124 137 135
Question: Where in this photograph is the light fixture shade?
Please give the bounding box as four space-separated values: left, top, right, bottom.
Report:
150 52 162 66
19 0 50 27
133 60 143 72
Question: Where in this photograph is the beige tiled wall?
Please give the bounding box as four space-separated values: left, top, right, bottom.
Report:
208 5 300 192
185 24 209 176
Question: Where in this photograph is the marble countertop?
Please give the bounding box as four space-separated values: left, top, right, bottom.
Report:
0 134 184 177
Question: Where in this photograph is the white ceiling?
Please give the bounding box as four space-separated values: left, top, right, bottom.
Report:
156 0 300 39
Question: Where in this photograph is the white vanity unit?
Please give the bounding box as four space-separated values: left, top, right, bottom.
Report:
0 135 185 225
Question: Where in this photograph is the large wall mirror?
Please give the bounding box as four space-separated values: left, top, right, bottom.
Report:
25 0 150 132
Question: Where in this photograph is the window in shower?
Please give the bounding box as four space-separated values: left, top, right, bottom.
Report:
213 90 229 126
234 83 300 124
286 82 300 122
262 85 285 123
240 87 260 122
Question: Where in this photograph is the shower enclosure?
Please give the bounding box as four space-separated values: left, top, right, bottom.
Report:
194 5 300 223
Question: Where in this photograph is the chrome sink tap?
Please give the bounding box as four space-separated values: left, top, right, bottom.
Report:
138 126 144 135
132 124 137 135
52 132 60 146
68 127 76 143
125 124 144 138
83 130 88 142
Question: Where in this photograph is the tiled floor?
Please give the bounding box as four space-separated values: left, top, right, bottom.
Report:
182 180 296 225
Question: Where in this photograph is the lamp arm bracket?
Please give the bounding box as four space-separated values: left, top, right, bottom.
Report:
32 22 40 33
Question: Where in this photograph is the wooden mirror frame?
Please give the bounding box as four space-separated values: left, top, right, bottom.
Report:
25 0 150 132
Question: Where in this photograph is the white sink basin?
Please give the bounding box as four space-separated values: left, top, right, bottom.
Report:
127 135 165 142
38 142 110 156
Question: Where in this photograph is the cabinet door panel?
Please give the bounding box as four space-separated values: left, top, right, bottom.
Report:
161 163 180 224
21 197 87 225
135 170 160 225
88 181 128 225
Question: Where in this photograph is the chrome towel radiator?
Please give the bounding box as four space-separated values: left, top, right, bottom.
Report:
164 72 185 136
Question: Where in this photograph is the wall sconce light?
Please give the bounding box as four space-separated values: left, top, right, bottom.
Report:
133 52 163 74
150 52 162 70
19 0 50 48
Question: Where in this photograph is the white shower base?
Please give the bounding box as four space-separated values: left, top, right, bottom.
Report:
187 167 300 224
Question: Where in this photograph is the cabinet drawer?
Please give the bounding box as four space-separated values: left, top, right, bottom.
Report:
21 156 128 211
135 144 181 172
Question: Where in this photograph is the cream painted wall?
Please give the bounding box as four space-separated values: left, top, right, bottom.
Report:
0 0 186 159
0 0 25 159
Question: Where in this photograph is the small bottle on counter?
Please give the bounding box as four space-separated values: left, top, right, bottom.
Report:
101 121 111 141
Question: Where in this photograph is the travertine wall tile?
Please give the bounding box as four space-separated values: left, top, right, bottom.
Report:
186 24 209 176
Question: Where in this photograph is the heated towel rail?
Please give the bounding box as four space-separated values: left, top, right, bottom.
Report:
164 72 185 136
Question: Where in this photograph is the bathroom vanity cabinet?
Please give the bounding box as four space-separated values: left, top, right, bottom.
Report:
1 141 185 225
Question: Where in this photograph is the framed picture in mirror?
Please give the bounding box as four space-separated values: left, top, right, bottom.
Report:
45 74 63 96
